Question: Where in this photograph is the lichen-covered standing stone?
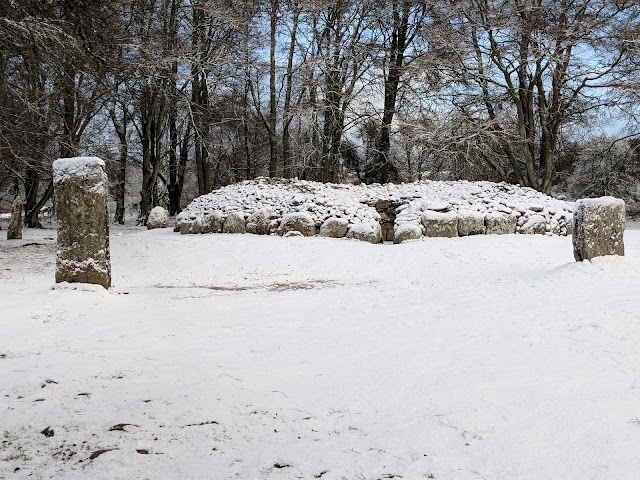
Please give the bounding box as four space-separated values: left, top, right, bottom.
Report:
53 157 111 289
573 197 625 261
6 198 22 240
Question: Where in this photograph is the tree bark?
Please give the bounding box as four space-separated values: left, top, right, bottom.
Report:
109 99 127 224
282 2 299 179
268 0 279 177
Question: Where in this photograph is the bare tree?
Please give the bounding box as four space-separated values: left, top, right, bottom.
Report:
363 0 429 184
433 0 640 193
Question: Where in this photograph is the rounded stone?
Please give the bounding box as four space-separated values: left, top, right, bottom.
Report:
319 217 349 238
147 206 169 229
277 212 316 237
347 220 382 244
394 223 422 244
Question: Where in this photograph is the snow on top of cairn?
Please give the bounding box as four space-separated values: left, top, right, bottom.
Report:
53 157 105 185
178 177 576 236
576 196 625 208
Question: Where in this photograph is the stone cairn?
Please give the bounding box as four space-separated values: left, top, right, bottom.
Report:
53 157 111 289
573 197 625 261
175 178 575 244
6 198 23 240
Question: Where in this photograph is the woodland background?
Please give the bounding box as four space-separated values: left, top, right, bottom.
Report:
1 0 640 226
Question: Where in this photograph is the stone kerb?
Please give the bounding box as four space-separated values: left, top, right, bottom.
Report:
172 178 577 245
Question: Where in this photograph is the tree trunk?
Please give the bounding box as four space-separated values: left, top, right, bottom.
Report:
268 0 279 177
282 2 299 179
191 4 211 195
138 86 155 224
26 181 53 229
365 1 420 184
110 101 127 224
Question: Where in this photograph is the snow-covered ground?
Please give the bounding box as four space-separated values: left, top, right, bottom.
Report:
2 223 640 479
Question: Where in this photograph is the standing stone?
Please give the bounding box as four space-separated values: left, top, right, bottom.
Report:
573 197 625 261
146 206 169 229
6 198 23 240
53 157 111 289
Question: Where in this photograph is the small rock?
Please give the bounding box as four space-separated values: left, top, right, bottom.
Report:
423 201 450 212
146 206 169 229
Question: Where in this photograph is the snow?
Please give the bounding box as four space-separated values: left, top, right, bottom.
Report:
577 196 626 208
421 210 458 222
346 219 379 235
177 178 575 238
2 223 640 479
56 257 109 275
521 214 546 230
52 157 105 185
